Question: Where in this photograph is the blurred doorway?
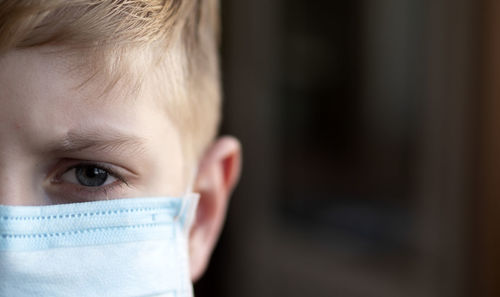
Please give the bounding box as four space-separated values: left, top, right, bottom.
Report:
193 0 495 296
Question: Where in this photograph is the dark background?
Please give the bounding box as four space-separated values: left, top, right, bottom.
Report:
194 0 500 296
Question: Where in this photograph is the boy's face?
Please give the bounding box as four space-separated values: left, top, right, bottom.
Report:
0 48 241 280
0 48 187 205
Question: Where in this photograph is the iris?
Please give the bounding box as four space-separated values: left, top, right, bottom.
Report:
75 166 109 187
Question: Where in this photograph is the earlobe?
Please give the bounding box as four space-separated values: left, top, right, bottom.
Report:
188 136 241 282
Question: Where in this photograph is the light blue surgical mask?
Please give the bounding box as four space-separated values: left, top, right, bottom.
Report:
0 193 199 297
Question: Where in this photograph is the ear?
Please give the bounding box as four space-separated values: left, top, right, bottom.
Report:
189 136 242 281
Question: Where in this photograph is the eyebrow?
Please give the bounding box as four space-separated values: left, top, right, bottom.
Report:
49 129 147 156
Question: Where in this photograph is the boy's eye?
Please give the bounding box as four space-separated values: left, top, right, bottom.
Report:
60 165 117 187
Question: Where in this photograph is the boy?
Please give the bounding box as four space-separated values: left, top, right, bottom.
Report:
0 1 241 296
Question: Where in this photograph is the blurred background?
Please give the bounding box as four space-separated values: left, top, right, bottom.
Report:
194 0 500 296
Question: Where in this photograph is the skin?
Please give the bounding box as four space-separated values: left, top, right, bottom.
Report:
0 48 241 281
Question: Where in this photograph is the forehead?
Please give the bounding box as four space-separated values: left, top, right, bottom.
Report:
0 48 188 194
0 48 144 107
0 48 182 160
0 48 155 132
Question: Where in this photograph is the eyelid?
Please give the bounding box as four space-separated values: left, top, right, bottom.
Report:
59 166 116 187
51 160 130 187
44 159 138 203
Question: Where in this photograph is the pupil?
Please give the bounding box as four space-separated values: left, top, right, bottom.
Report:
75 166 108 187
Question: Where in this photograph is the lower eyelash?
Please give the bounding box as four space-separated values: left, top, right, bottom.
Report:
60 179 128 202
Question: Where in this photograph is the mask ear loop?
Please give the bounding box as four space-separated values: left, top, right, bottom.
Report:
174 166 200 234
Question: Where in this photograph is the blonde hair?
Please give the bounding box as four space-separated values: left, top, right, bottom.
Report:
0 0 221 162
